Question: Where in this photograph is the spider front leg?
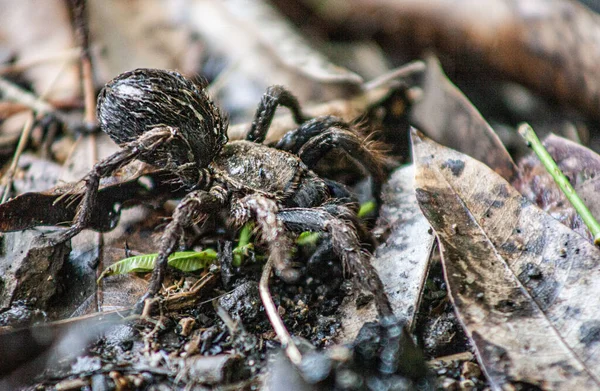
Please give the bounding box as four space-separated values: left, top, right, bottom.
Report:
277 118 386 204
48 127 176 245
246 85 308 143
302 127 386 205
275 116 347 153
138 187 226 308
277 207 393 317
232 195 298 281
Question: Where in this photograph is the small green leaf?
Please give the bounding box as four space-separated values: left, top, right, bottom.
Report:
168 249 218 272
296 231 320 246
358 200 376 218
97 249 218 283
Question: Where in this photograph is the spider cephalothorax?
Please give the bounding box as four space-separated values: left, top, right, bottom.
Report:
46 69 392 315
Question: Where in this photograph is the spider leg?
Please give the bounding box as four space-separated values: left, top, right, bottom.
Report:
277 207 392 317
299 127 386 205
232 194 298 281
48 127 175 245
276 117 385 205
246 85 307 143
319 201 376 249
275 115 347 153
138 187 226 308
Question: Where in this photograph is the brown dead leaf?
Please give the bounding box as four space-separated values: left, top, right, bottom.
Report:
89 0 191 81
0 165 180 233
413 129 600 390
411 55 518 182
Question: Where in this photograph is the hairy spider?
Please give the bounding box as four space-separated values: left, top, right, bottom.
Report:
51 68 392 315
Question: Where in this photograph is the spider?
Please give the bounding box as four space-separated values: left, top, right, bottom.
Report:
48 68 392 315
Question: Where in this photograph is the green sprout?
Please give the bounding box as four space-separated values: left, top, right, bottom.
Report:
233 223 255 267
518 123 600 245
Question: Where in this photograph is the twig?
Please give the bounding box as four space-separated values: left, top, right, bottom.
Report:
69 0 97 129
0 56 74 203
258 256 302 365
518 123 600 245
1 111 34 203
0 77 54 114
361 60 425 91
0 47 81 76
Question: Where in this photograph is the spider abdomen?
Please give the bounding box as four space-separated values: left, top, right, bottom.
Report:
97 68 228 171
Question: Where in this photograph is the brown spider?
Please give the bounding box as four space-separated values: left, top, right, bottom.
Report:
45 69 392 315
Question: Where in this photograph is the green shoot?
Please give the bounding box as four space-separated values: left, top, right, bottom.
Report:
518 123 600 245
233 223 254 267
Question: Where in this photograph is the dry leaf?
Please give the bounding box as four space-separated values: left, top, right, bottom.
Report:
411 55 518 182
0 164 180 233
339 165 435 341
89 0 191 81
179 0 362 104
413 130 600 390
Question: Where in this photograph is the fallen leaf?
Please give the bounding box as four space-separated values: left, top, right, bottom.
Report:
0 0 79 101
89 0 191 81
180 0 362 105
411 55 518 182
339 165 435 341
0 162 182 233
413 130 600 390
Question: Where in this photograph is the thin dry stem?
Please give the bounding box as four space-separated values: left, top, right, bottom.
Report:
259 256 303 366
0 48 80 76
1 111 35 203
0 77 54 114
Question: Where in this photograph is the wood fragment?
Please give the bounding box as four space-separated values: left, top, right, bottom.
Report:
321 0 600 118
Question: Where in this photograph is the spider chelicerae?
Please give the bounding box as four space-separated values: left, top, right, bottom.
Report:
39 68 393 315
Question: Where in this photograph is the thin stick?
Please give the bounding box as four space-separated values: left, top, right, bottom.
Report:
0 57 73 204
0 77 54 114
70 0 96 128
1 111 34 203
0 47 80 76
518 123 600 245
362 60 426 91
258 257 302 365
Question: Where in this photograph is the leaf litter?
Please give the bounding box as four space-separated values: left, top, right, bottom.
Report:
5 1 600 389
